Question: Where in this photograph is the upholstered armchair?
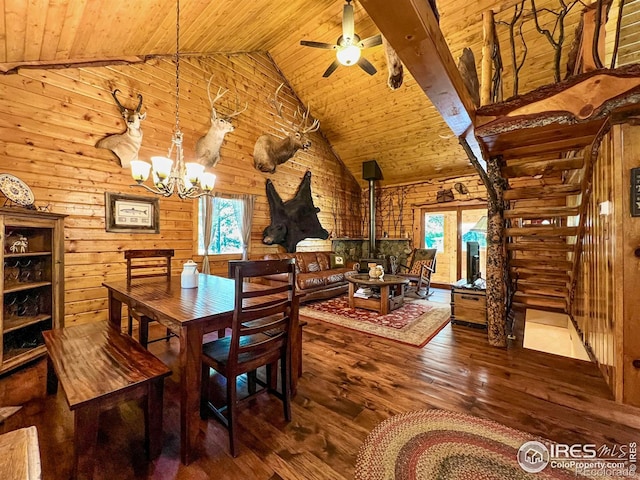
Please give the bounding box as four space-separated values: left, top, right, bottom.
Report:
396 248 437 298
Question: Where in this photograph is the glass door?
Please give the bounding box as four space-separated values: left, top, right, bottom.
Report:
461 209 488 283
423 211 458 284
422 207 487 286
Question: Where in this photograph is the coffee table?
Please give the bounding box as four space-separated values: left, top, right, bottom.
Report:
346 274 410 315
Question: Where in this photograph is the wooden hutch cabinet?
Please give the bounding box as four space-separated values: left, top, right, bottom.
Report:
0 208 65 374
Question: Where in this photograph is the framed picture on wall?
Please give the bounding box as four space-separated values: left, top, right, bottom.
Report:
105 192 160 233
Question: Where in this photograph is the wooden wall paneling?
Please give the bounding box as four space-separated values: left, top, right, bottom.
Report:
0 53 361 330
620 123 640 406
366 174 488 240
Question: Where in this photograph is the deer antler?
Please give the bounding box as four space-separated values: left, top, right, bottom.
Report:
135 93 143 113
224 94 248 120
206 75 229 119
296 104 321 134
269 83 286 119
111 89 128 114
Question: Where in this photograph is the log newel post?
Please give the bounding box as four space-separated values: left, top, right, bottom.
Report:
460 137 507 347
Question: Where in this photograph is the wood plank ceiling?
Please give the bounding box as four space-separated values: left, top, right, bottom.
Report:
0 0 636 187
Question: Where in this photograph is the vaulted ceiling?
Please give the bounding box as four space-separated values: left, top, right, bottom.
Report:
0 0 637 186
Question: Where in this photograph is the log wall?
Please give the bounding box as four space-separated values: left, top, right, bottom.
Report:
572 123 640 406
0 53 361 328
364 174 487 283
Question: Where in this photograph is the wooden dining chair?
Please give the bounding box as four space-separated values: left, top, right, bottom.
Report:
124 249 176 346
200 258 296 457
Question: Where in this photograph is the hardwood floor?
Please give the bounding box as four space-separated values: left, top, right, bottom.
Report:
2 289 639 479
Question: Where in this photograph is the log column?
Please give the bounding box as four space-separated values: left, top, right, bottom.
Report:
485 156 507 347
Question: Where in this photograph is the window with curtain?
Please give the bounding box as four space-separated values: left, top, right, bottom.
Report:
197 197 243 255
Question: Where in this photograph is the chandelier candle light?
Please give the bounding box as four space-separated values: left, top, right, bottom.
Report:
130 0 215 199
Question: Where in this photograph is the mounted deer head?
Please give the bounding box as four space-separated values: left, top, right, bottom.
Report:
95 89 146 168
253 83 320 174
195 75 247 168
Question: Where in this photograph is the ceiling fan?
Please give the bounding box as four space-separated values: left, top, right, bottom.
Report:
300 0 382 78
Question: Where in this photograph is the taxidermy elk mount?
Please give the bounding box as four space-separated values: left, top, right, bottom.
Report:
253 83 320 173
195 76 247 168
95 89 146 168
263 170 329 253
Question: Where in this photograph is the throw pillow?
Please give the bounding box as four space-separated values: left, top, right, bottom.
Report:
330 254 345 269
409 259 433 275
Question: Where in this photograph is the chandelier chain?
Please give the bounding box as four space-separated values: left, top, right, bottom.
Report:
129 0 214 199
174 0 180 133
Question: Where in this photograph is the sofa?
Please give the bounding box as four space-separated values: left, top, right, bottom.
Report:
261 251 357 303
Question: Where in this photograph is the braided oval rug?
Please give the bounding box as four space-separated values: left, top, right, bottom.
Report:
355 409 633 480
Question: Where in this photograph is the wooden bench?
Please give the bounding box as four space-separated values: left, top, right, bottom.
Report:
43 321 172 480
0 426 41 480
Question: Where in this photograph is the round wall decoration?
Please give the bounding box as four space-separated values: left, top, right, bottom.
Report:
454 182 469 195
0 174 35 206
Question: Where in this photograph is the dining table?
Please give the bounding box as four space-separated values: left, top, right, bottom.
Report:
102 273 300 465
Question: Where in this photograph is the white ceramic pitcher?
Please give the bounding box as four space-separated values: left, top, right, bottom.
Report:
181 260 199 288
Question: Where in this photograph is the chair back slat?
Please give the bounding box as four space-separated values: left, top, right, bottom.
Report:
228 259 296 374
125 249 174 284
242 283 291 298
240 301 290 324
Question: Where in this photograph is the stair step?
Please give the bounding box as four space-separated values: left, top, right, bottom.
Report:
507 242 573 251
504 206 580 219
506 226 578 237
504 184 582 201
517 285 568 298
510 259 572 270
511 267 572 278
515 275 571 287
502 157 584 178
511 256 571 264
513 292 567 310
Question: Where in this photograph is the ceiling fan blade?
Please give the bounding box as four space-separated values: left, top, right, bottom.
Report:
357 56 377 75
300 40 338 50
342 2 355 42
358 34 383 49
323 60 340 78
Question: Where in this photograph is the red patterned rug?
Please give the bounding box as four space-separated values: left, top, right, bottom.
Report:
299 295 450 347
355 409 634 480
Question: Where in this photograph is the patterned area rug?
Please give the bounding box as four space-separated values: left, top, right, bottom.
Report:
355 409 633 480
299 295 450 347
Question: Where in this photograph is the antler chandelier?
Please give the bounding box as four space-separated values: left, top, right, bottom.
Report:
130 0 215 199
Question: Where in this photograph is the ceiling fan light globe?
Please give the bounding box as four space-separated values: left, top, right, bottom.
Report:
337 45 361 66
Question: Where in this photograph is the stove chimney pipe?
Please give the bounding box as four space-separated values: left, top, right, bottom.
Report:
362 160 383 257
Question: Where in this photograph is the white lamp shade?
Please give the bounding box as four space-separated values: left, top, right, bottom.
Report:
182 177 195 191
185 162 205 183
151 156 173 179
200 172 216 191
337 45 361 66
130 160 151 182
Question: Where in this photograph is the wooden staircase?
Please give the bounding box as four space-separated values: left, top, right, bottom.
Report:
501 153 585 313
